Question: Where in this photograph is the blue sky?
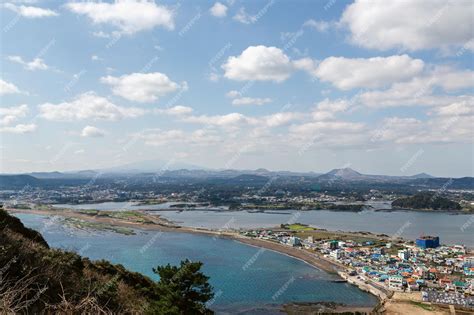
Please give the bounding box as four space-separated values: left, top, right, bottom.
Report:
1 0 473 176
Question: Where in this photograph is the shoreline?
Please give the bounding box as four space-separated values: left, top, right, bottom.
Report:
376 207 472 214
8 208 384 311
8 208 344 273
18 207 468 313
49 201 473 214
8 208 388 308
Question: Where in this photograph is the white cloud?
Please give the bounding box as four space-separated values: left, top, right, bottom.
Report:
91 55 102 61
232 97 272 106
0 104 35 134
434 99 474 116
428 67 474 91
208 72 220 82
222 45 293 82
262 112 302 127
291 120 365 135
66 1 175 35
310 98 351 121
357 68 474 108
138 129 184 146
372 117 423 143
182 113 252 127
3 3 58 18
155 105 193 116
7 55 48 71
287 119 368 149
316 98 350 113
233 7 257 24
292 57 318 73
340 0 474 52
210 2 227 18
188 129 221 146
304 19 330 32
101 72 185 103
92 31 111 38
3 1 40 3
182 111 302 129
0 123 36 134
81 125 106 137
314 55 424 90
0 79 21 95
0 104 29 125
312 111 334 121
38 92 145 121
371 115 474 145
221 47 320 83
226 90 241 98
137 128 220 146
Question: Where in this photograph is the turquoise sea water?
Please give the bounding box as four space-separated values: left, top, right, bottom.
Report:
15 213 378 313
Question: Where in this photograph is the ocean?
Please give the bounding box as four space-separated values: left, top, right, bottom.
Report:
15 212 378 313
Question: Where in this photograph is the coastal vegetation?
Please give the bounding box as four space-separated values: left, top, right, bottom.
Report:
392 192 462 211
278 223 385 244
152 260 213 314
0 208 214 314
229 201 366 211
409 301 434 311
281 223 314 231
63 217 136 235
77 209 157 224
135 199 167 205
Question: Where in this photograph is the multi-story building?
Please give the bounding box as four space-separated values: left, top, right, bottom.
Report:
398 250 410 261
388 275 404 291
330 249 343 260
416 236 440 249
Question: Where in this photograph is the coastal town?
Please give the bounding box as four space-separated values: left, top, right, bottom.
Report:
240 224 474 312
2 165 473 213
3 183 473 213
2 175 474 314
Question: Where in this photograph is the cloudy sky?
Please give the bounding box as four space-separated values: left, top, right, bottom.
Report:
1 0 473 176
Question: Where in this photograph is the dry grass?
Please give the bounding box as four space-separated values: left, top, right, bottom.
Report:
0 271 46 314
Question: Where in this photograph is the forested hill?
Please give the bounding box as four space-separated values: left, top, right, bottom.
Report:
391 192 462 211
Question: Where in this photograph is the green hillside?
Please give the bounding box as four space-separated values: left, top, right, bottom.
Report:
0 208 213 314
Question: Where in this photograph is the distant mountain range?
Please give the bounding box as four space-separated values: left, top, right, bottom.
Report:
0 164 461 181
0 162 472 190
318 167 435 181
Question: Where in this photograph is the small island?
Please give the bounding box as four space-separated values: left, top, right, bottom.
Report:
392 192 462 211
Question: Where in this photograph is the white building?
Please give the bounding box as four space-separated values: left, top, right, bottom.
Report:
288 236 301 247
388 275 404 291
330 249 343 260
398 250 410 261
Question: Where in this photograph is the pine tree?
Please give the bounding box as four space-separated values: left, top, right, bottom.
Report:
151 259 214 314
